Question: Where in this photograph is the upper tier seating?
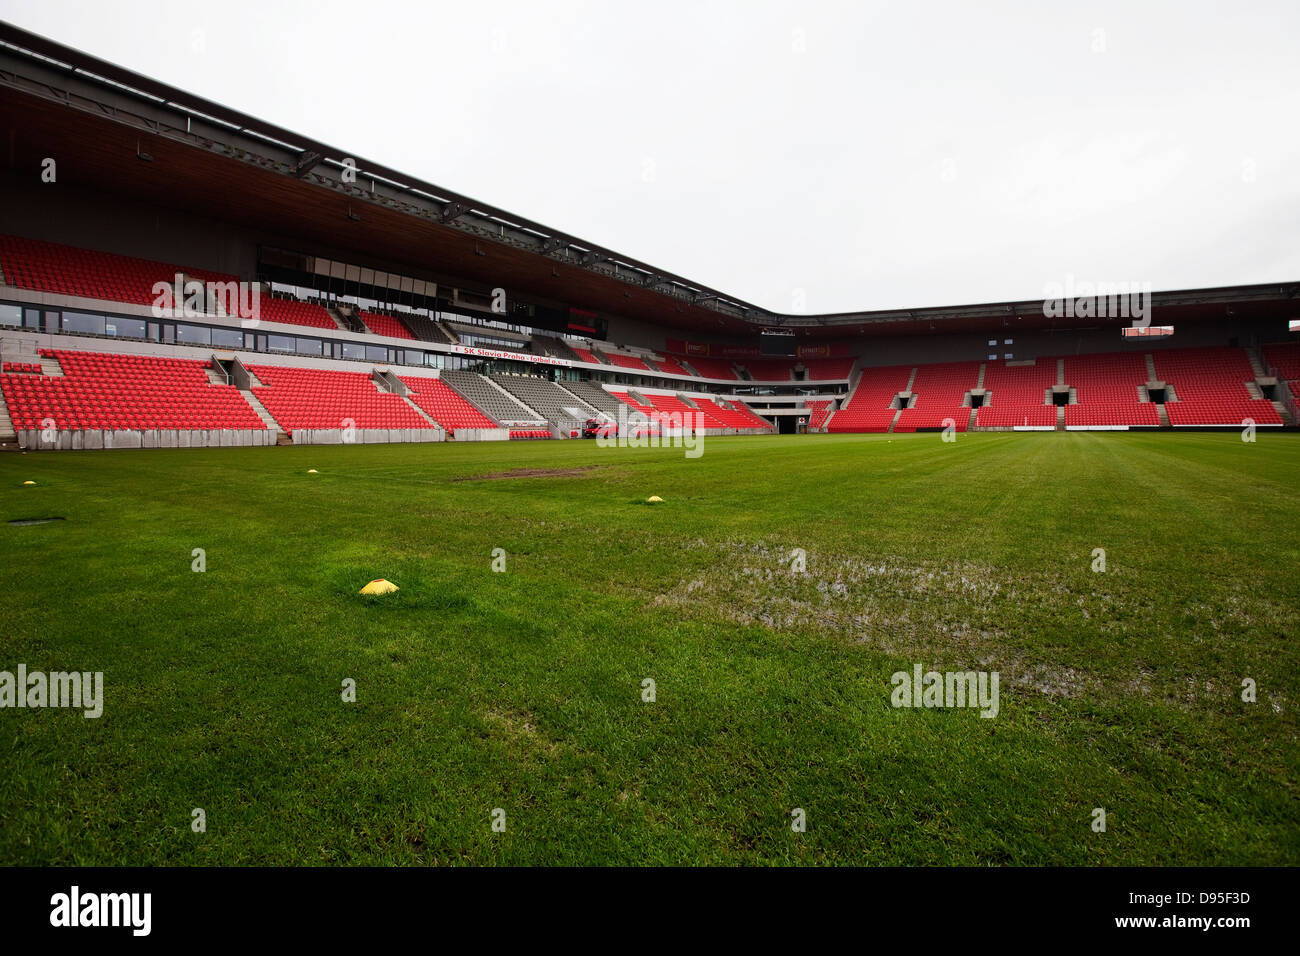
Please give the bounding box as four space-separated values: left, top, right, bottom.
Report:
398 376 497 431
682 356 740 380
438 369 544 424
827 365 913 432
248 365 433 434
359 311 416 341
256 297 338 331
802 358 856 380
2 362 41 374
976 359 1057 427
490 375 598 423
1263 342 1300 381
604 353 653 372
1063 351 1158 426
0 234 240 308
1 349 264 431
894 362 979 432
392 312 455 345
653 355 692 376
742 359 795 381
570 347 602 365
1152 347 1281 425
558 380 625 417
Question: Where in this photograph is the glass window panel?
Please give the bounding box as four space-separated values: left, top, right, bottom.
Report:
62 311 105 335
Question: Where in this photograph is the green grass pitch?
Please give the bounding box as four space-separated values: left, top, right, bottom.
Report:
1 431 1296 865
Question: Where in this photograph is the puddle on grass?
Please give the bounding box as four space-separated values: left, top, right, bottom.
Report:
8 517 65 526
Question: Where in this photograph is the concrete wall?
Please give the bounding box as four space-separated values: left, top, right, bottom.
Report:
452 428 510 441
290 428 444 445
19 429 277 450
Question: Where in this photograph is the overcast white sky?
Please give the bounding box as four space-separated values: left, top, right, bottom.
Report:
2 0 1298 314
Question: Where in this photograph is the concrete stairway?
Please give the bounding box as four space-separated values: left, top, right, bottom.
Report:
39 354 64 377
401 396 438 426
330 304 367 334
0 395 15 446
1246 346 1268 379
240 388 282 437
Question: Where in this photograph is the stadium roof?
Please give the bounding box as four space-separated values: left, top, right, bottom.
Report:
1 21 1297 341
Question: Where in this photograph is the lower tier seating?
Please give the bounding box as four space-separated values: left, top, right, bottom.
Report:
248 365 433 433
1063 351 1152 425
828 365 912 432
805 400 832 428
1263 342 1300 381
977 359 1056 427
398 377 497 431
1153 347 1281 425
894 362 978 432
490 375 598 423
693 397 772 429
2 349 264 430
558 380 625 417
438 370 544 424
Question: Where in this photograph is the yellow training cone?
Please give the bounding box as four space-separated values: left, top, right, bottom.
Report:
647 495 663 503
359 579 399 595
307 469 318 474
22 480 35 485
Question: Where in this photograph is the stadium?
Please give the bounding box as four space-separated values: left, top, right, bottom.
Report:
0 14 1296 875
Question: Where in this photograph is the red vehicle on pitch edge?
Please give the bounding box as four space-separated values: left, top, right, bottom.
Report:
581 418 617 439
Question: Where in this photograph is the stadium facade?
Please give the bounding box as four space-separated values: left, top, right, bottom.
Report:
1 22 1297 450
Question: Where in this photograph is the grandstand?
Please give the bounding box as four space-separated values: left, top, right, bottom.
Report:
0 25 1294 452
